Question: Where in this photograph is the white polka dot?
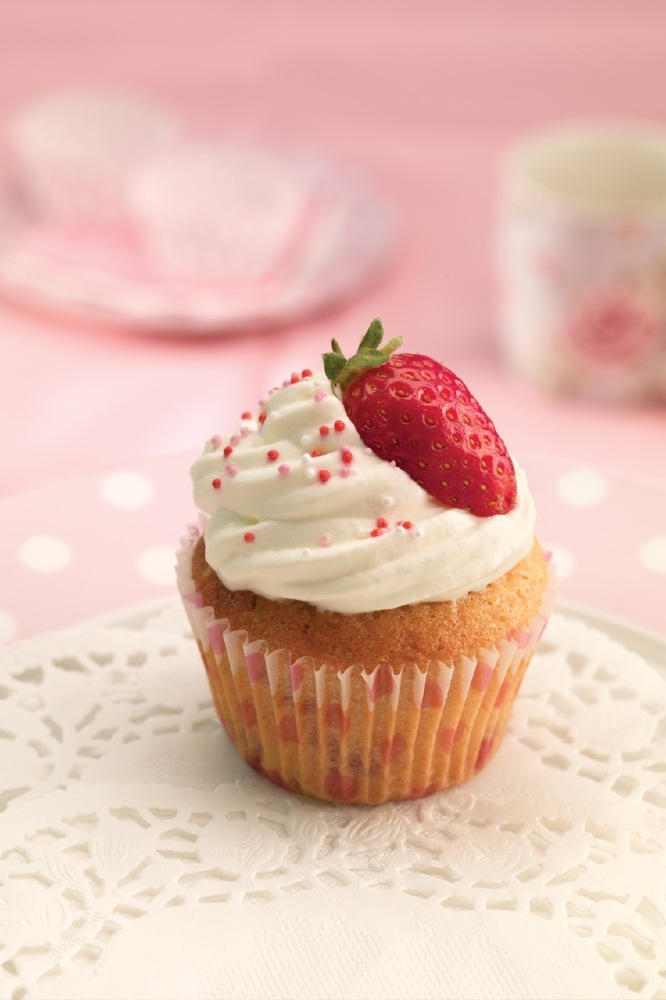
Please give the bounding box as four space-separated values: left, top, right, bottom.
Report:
101 471 154 508
0 609 17 644
547 545 575 580
137 547 175 585
639 536 666 573
556 468 609 507
19 535 72 573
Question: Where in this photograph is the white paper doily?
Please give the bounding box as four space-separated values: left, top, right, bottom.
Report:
1 602 665 1000
0 153 396 335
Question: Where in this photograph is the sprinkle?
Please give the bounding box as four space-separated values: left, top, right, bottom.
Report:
318 469 331 483
223 445 234 458
334 419 346 432
240 426 251 437
211 478 221 490
319 425 330 437
395 525 406 535
365 447 373 455
282 378 290 388
402 521 414 530
376 517 388 529
278 464 290 476
226 464 239 477
311 449 322 458
241 411 252 420
244 532 255 543
381 496 395 508
211 435 221 448
339 467 351 478
290 372 301 384
320 532 332 547
302 453 313 463
267 449 279 462
302 547 311 556
414 527 425 538
305 467 316 479
301 368 313 378
258 413 267 425
370 528 382 537
340 449 353 464
300 434 313 447
314 391 326 402
258 398 268 407
230 434 241 446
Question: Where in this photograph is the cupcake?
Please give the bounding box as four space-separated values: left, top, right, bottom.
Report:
177 320 554 804
128 141 313 285
6 85 182 226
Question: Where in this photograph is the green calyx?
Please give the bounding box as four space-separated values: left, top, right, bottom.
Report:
323 318 403 392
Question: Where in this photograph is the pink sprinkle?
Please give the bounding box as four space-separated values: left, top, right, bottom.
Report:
314 391 326 402
278 464 291 476
320 532 332 547
230 434 241 446
226 464 239 477
282 378 290 388
240 426 251 437
211 435 221 447
340 467 351 478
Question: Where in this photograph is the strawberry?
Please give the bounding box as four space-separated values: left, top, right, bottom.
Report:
323 319 517 516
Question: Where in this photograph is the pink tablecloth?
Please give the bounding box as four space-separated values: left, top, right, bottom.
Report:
0 1 664 639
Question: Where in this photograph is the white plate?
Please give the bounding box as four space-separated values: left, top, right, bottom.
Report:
0 155 396 334
1 601 664 1000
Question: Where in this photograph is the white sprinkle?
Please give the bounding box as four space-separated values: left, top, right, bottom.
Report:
395 525 406 535
302 452 313 463
349 466 358 475
305 467 316 480
414 526 424 538
302 547 311 556
365 447 373 455
381 496 395 508
301 434 313 447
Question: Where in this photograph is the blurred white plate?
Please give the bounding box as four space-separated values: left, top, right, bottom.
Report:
0 154 396 334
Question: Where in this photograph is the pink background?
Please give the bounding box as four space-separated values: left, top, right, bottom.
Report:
0 1 664 641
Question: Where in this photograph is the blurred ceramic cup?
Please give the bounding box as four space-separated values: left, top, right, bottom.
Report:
498 119 666 402
6 86 183 226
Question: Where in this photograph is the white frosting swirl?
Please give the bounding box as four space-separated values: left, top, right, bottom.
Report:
191 374 536 613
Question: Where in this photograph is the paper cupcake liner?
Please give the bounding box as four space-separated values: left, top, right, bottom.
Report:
177 527 556 805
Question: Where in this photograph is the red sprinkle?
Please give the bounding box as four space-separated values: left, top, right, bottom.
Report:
258 412 267 425
376 517 388 529
402 521 414 530
301 368 313 378
241 411 252 420
212 478 221 490
370 528 382 537
319 425 330 437
290 373 300 384
334 419 346 432
311 449 322 458
318 469 331 483
244 532 256 543
341 450 353 464
223 446 233 458
266 449 279 461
